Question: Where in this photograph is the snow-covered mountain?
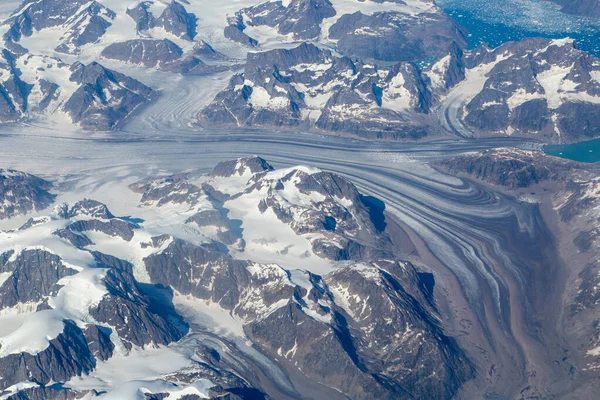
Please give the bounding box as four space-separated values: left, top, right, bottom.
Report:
0 0 599 142
0 52 156 129
199 34 600 142
0 169 55 219
0 0 467 135
223 0 465 62
0 156 474 399
200 43 433 139
438 38 600 143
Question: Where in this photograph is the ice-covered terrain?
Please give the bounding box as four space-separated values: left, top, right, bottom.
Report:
1 0 600 142
0 1 599 399
0 127 597 398
0 0 469 137
0 148 481 399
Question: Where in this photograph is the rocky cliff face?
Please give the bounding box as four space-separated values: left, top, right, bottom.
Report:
1 0 598 142
223 0 464 63
227 0 336 42
328 9 466 62
144 239 474 400
0 157 476 399
100 38 230 75
64 61 156 130
0 169 54 219
0 51 156 130
0 0 219 130
201 43 433 139
3 0 115 54
201 33 600 142
127 0 197 40
440 38 600 142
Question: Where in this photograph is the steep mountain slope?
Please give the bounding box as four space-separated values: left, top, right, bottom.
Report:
200 36 600 142
200 43 433 139
1 0 599 142
0 51 156 129
0 0 465 135
223 0 465 62
0 169 54 219
0 157 474 399
437 38 600 143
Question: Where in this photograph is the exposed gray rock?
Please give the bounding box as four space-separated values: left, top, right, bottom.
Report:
574 260 600 312
0 155 481 398
5 386 89 400
200 43 433 139
185 209 224 228
211 156 274 178
53 200 137 242
64 62 156 131
0 209 189 390
101 38 228 74
54 227 95 247
54 2 116 55
154 1 197 40
126 2 153 32
328 10 466 62
246 261 473 400
452 38 600 142
89 252 188 351
3 0 115 54
0 62 31 122
144 239 252 311
553 0 600 18
434 148 578 189
235 165 395 261
35 79 61 112
230 0 336 42
126 1 197 40
130 175 206 206
159 56 232 76
224 14 258 48
192 41 226 61
0 320 96 391
143 238 473 400
56 199 115 220
0 169 55 219
101 39 183 68
424 42 465 93
0 249 76 309
4 0 92 42
66 219 137 241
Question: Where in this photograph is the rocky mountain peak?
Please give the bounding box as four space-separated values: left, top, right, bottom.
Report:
0 169 54 219
211 156 275 178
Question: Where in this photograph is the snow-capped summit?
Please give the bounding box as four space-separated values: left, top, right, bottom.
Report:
201 42 433 139
436 38 600 142
0 157 474 399
211 155 275 178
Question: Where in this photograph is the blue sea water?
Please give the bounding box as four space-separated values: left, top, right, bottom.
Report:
436 0 600 162
437 0 600 57
544 138 600 163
